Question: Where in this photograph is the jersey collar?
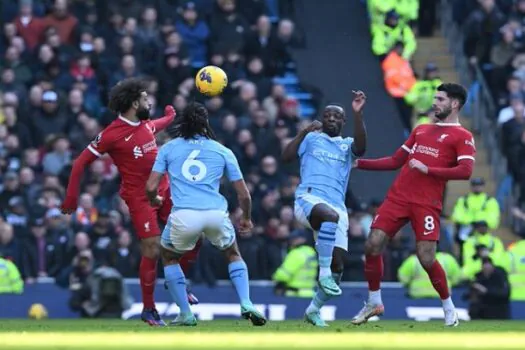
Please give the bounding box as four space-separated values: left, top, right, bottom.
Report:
118 115 140 126
435 122 461 126
320 132 343 141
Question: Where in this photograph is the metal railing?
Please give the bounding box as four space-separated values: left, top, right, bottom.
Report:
439 0 517 226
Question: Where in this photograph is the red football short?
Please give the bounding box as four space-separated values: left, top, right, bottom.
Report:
124 187 172 240
371 198 441 241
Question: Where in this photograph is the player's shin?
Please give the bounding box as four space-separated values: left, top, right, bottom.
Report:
426 260 454 309
364 254 383 305
316 222 338 278
139 256 158 309
164 260 192 315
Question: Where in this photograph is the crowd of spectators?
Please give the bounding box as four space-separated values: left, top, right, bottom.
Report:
455 0 525 212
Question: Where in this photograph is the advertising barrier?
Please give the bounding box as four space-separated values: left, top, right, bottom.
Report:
1 281 524 320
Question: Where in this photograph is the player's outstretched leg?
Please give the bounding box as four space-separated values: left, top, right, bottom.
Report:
223 241 267 326
352 229 387 325
139 236 166 326
309 204 342 297
416 241 459 327
161 247 197 327
304 248 345 327
179 238 203 305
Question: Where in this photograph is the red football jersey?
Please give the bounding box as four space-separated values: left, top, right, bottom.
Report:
87 116 168 198
386 122 476 209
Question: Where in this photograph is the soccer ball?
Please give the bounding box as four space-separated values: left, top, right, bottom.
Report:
28 303 48 320
195 65 228 96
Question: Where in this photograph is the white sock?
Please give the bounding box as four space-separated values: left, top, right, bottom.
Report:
319 266 332 278
368 290 382 305
442 297 455 311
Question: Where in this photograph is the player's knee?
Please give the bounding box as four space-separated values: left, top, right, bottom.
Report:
416 253 435 271
324 211 339 224
140 237 160 259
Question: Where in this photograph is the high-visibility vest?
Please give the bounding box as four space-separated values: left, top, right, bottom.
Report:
371 23 417 60
0 258 23 294
272 245 318 298
382 51 416 98
405 78 443 113
398 252 461 298
451 193 500 230
507 241 525 301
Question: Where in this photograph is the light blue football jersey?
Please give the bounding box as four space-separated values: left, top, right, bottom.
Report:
152 136 243 211
296 132 355 210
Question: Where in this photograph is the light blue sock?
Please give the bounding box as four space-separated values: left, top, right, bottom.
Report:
307 272 343 313
164 264 191 314
316 222 338 278
228 260 251 305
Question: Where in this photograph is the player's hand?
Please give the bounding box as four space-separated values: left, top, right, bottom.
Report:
150 195 164 207
409 159 428 174
60 197 78 215
304 120 322 134
238 218 254 234
164 105 176 119
351 90 367 114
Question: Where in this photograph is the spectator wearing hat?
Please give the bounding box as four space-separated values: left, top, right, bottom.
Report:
462 218 505 274
28 90 69 147
0 171 23 210
371 10 417 61
176 2 210 64
452 177 501 261
5 195 29 238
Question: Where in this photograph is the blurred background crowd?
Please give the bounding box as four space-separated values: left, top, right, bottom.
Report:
1 0 525 318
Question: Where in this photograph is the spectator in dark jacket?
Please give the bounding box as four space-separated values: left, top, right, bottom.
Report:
176 2 210 64
0 223 20 268
28 90 69 147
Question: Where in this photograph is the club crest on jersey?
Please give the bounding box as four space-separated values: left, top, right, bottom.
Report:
339 143 349 152
437 134 449 142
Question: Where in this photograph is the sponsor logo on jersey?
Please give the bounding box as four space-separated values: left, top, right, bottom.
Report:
410 143 440 158
312 149 346 162
133 146 143 159
142 140 157 153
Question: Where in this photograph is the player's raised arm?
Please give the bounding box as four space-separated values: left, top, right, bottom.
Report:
61 148 98 214
350 90 367 157
355 127 418 171
149 105 176 133
281 120 322 163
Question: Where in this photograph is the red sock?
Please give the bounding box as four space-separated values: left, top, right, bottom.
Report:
139 256 157 309
365 254 383 291
179 239 202 275
425 260 450 299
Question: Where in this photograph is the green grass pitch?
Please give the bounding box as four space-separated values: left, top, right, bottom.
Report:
1 320 525 350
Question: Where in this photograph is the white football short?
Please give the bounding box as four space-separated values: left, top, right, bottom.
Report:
161 209 236 254
294 193 349 251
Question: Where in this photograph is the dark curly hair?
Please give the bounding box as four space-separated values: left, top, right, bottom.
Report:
169 102 216 140
108 78 148 114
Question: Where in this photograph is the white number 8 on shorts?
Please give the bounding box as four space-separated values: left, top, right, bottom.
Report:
424 215 435 231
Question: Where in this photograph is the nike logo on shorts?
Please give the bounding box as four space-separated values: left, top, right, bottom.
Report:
423 231 433 235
